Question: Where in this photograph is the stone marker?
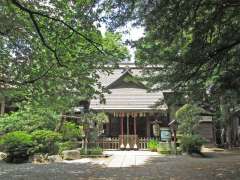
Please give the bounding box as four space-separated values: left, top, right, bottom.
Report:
62 150 81 160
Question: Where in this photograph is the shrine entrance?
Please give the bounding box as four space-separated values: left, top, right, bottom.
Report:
104 112 168 150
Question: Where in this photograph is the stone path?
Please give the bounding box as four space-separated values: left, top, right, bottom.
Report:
62 150 160 167
103 150 160 167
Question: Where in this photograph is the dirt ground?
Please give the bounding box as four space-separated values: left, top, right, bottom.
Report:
0 150 240 180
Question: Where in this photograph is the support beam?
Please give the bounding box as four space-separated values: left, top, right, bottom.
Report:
126 113 130 150
120 112 125 149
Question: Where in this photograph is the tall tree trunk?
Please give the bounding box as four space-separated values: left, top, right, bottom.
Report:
55 113 66 132
0 97 5 116
232 116 239 146
220 96 232 148
226 118 232 148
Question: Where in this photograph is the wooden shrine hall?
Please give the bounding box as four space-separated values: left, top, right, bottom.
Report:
88 64 170 149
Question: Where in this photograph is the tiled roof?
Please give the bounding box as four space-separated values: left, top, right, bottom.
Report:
90 65 167 112
90 87 167 112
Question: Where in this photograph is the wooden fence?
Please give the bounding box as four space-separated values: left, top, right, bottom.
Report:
89 137 159 150
138 137 158 149
89 138 119 150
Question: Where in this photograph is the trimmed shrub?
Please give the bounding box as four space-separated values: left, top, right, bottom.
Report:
61 122 83 141
88 147 103 155
58 141 79 153
0 131 34 163
147 139 159 152
180 134 206 154
80 147 103 156
31 130 62 155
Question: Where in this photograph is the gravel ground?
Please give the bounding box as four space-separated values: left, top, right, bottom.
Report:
0 151 240 180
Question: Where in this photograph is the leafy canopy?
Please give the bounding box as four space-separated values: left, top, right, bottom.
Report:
99 0 240 96
0 0 129 112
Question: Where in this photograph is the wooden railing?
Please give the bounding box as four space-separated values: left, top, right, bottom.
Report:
89 138 119 150
89 137 159 150
138 137 158 149
119 135 138 149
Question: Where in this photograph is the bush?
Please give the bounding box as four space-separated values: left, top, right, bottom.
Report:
61 122 83 141
31 130 62 155
80 147 103 156
58 141 79 153
180 134 206 154
147 139 159 152
0 109 59 133
0 131 34 163
88 147 103 155
157 142 171 154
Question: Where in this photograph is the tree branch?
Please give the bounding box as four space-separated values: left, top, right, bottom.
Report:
11 0 105 54
216 39 240 54
0 63 55 85
209 38 240 58
29 13 66 67
22 63 55 84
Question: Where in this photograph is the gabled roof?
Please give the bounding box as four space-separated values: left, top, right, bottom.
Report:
98 68 143 88
106 69 146 89
89 65 168 112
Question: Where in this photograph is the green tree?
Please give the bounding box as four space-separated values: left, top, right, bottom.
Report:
99 0 240 147
100 1 240 90
176 104 202 135
61 122 83 141
80 112 108 153
0 106 59 133
0 1 129 122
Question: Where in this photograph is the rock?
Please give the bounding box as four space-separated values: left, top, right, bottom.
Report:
0 152 7 160
48 155 62 163
31 154 48 164
62 150 81 160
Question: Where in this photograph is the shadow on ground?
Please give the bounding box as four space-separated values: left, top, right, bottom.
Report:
0 151 240 180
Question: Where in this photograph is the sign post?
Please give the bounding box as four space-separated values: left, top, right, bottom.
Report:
168 120 178 154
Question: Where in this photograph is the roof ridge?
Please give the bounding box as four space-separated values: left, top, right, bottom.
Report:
105 69 132 89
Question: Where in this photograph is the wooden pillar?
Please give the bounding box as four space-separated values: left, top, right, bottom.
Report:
121 112 124 136
126 113 130 149
120 112 125 149
134 113 137 135
173 129 177 154
133 113 138 149
146 115 151 137
109 115 112 137
105 121 110 136
127 113 129 135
